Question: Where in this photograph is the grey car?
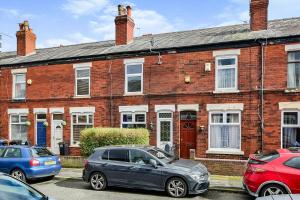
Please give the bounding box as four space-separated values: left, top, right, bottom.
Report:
256 194 300 200
82 146 210 198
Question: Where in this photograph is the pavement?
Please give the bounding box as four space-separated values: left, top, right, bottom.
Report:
56 168 245 193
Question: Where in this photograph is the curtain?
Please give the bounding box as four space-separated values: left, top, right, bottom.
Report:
283 127 298 148
11 124 28 142
210 125 240 149
218 68 235 89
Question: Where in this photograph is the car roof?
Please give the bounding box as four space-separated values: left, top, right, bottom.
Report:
95 145 155 151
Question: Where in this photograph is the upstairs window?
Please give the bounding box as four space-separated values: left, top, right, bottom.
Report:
287 51 300 88
216 56 238 92
13 73 26 99
125 64 143 94
75 68 90 96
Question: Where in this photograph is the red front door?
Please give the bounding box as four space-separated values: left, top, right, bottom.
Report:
180 111 197 159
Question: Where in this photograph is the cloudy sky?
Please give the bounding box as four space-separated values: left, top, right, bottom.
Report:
0 0 299 52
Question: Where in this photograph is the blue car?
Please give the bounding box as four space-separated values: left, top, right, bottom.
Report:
0 145 61 182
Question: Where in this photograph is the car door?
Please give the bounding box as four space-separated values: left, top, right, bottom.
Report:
0 148 24 174
104 149 132 187
280 156 300 193
127 149 163 190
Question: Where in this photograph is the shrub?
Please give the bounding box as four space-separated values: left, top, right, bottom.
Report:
79 128 149 156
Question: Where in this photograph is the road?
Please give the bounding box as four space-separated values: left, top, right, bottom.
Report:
31 178 255 200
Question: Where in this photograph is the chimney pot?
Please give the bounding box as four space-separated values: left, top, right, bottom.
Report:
126 6 132 17
250 0 269 31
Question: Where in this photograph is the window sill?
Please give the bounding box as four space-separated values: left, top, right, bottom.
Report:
11 99 26 102
124 93 144 96
213 90 240 94
73 95 91 99
206 149 244 155
284 88 300 93
69 145 80 148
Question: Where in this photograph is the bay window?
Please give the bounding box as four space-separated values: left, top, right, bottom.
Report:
209 112 241 150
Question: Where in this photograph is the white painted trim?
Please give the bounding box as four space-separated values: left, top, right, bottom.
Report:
119 105 148 113
124 62 143 95
74 67 90 97
124 58 145 65
213 49 241 57
177 104 199 112
33 108 48 114
285 44 300 52
69 107 95 113
155 105 176 112
73 62 92 69
207 103 244 111
11 68 27 74
8 108 29 114
12 73 26 100
206 150 244 155
49 107 65 114
279 102 300 110
157 111 173 150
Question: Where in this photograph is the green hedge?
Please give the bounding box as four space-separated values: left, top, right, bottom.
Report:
79 128 149 156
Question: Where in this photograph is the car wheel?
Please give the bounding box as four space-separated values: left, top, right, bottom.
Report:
90 172 107 191
166 177 188 198
11 169 26 182
260 184 287 197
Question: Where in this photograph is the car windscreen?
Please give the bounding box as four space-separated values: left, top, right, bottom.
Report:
31 148 54 157
147 148 174 163
0 175 45 200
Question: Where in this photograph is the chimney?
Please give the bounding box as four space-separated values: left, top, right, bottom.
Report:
16 20 36 56
115 5 135 45
250 0 269 31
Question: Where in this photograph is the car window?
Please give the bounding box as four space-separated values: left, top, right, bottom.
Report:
255 151 280 162
130 149 152 165
108 149 129 162
147 148 174 163
0 175 44 200
102 150 109 160
284 157 300 169
31 148 54 157
0 148 5 157
3 148 22 158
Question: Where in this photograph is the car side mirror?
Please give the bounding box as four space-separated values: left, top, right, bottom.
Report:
149 159 158 168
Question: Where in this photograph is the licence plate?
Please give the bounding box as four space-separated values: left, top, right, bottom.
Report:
45 160 56 165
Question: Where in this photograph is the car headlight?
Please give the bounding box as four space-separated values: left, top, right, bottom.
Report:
190 174 207 182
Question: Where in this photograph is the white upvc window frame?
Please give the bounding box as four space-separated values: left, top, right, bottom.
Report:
74 65 91 98
281 110 300 148
9 114 28 141
215 55 238 93
12 73 26 100
120 112 147 128
71 113 94 146
124 62 144 95
287 51 300 89
208 110 242 153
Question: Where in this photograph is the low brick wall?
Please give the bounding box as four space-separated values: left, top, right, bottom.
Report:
195 158 247 176
60 156 85 168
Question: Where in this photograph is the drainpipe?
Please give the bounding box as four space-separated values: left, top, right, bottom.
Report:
108 59 113 127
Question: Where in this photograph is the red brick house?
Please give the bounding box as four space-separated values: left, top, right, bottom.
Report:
1 0 300 173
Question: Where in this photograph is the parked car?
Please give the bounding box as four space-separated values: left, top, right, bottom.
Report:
0 172 52 200
244 148 300 197
0 137 8 146
0 145 61 182
256 194 300 200
83 145 210 198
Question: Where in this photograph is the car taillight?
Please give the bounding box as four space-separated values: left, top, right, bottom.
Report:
84 159 88 169
30 159 40 167
247 165 266 173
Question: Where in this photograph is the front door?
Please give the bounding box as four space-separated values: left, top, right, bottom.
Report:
180 111 197 159
157 112 173 152
36 122 46 146
51 121 63 154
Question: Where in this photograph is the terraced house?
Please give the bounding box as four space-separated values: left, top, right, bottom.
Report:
1 0 300 174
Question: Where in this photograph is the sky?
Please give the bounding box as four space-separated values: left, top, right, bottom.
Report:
0 0 299 52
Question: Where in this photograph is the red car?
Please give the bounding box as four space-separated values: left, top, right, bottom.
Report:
243 148 300 197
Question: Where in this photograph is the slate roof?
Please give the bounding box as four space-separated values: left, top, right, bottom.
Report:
1 17 300 66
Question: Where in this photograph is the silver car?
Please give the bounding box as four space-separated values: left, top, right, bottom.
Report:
256 194 300 200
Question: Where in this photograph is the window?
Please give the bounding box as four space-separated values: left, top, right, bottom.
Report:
209 112 241 150
125 64 143 94
130 149 152 165
13 73 26 99
284 157 300 169
75 68 90 96
72 114 93 145
0 148 5 157
3 148 22 158
10 114 28 142
215 56 238 91
102 150 109 160
287 51 300 88
282 111 300 148
31 148 54 157
108 149 129 162
121 113 146 128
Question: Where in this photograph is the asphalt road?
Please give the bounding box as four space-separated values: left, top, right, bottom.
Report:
31 178 255 200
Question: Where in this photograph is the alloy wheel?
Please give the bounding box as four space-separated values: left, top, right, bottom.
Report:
11 170 26 182
167 178 187 198
263 186 284 196
90 173 106 191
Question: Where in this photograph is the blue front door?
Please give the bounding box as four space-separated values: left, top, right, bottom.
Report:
37 121 46 146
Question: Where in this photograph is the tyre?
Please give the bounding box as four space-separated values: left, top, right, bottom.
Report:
11 169 26 182
260 184 288 197
166 177 188 198
90 172 107 191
